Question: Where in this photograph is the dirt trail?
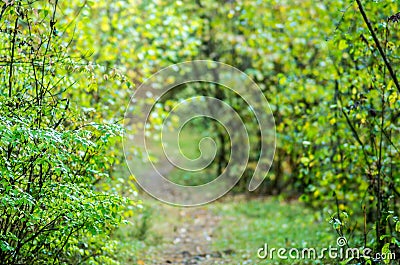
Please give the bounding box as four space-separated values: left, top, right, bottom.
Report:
137 162 231 264
138 162 230 265
145 205 227 265
130 90 230 264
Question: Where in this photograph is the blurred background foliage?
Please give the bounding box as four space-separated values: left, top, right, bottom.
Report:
0 0 399 264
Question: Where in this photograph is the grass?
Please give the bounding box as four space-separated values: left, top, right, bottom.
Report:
114 126 338 264
112 197 337 264
210 197 336 264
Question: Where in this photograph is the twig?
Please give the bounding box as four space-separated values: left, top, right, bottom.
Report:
8 10 19 97
40 0 59 102
355 0 400 93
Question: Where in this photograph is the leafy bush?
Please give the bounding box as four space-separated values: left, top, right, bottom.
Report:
0 1 134 264
18 0 398 263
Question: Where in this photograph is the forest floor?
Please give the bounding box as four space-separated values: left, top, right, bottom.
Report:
115 129 337 264
137 201 225 265
115 194 337 265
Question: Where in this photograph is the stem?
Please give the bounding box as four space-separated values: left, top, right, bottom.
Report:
355 0 400 93
8 13 19 97
375 88 385 249
40 0 59 102
363 205 367 248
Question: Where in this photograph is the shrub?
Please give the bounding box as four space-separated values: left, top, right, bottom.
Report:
0 1 132 264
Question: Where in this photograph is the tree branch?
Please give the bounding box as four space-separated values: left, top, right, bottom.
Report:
355 0 400 93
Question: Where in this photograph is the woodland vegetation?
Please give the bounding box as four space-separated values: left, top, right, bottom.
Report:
0 0 399 264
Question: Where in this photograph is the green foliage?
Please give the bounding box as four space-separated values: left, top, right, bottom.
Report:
70 0 399 261
0 1 136 264
302 1 400 260
1 0 398 264
92 0 398 261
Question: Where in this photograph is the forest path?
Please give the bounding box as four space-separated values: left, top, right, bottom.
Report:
129 99 233 264
137 163 231 264
143 203 228 265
